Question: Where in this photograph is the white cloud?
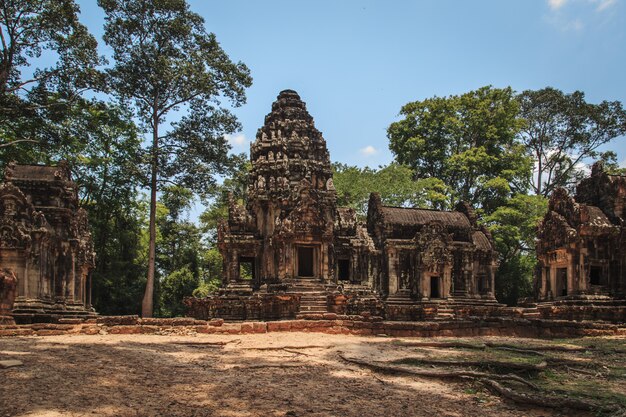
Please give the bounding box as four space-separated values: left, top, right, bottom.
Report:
360 145 379 156
225 133 247 147
547 0 618 12
548 0 568 9
595 0 617 11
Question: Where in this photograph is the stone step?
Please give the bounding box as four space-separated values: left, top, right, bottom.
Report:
300 295 327 300
298 306 327 313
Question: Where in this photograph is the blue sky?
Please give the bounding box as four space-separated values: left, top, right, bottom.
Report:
77 0 625 168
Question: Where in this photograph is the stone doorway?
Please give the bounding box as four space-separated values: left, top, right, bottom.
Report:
297 247 315 277
556 268 567 297
338 259 350 281
430 276 440 299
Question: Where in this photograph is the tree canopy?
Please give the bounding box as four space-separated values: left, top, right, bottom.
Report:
517 87 626 196
332 163 449 217
388 86 532 214
99 0 252 317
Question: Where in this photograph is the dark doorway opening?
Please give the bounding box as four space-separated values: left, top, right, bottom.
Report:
477 274 488 293
298 247 314 277
590 266 603 286
338 259 350 281
239 257 255 280
556 268 567 297
430 276 440 299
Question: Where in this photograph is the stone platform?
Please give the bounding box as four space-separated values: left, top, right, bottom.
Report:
1 315 625 339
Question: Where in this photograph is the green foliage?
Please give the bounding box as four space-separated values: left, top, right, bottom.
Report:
333 162 449 217
388 86 532 213
99 0 252 195
484 194 548 305
160 266 198 317
91 199 148 315
196 247 222 296
192 279 219 298
517 87 626 196
484 194 548 259
0 0 104 153
600 151 626 175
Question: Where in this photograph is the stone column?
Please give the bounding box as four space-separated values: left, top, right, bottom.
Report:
420 270 429 300
387 248 398 295
567 253 575 296
230 250 238 283
550 264 557 300
69 251 76 301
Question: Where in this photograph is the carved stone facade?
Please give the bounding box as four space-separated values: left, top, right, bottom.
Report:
537 162 626 302
206 90 500 320
367 195 498 303
0 163 96 323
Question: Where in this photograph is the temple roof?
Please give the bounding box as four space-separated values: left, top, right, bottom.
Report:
472 231 493 251
378 206 471 228
6 164 70 182
581 205 612 226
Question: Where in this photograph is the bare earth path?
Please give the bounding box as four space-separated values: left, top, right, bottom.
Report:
0 333 586 417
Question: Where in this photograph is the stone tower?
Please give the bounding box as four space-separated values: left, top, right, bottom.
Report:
219 90 338 286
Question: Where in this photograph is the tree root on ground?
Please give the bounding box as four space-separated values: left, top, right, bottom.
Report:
338 354 539 390
233 363 310 370
243 345 328 350
484 342 587 353
392 357 548 372
393 341 486 350
338 354 603 412
479 378 600 412
393 340 588 356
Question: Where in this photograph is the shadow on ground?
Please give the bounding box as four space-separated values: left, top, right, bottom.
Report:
0 334 576 417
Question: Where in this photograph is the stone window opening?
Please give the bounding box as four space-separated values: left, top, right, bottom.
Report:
338 258 350 281
589 266 604 286
238 257 255 281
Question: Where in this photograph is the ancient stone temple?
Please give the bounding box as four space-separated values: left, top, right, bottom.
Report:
219 89 339 287
0 162 96 323
536 162 626 304
185 90 502 321
367 195 499 319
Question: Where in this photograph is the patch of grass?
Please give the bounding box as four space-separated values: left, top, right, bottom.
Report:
537 374 626 411
606 366 626 381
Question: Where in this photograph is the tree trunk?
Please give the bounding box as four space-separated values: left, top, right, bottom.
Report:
142 113 159 318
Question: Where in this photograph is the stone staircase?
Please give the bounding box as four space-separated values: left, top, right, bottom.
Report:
288 278 329 315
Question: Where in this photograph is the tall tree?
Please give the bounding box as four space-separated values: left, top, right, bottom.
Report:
99 0 252 317
517 87 626 196
0 0 103 152
388 86 532 213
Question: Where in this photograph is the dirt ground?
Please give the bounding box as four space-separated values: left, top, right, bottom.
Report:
0 332 599 417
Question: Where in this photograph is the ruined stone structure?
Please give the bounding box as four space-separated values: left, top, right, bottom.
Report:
0 163 96 323
367 195 499 319
537 162 626 305
200 90 500 321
